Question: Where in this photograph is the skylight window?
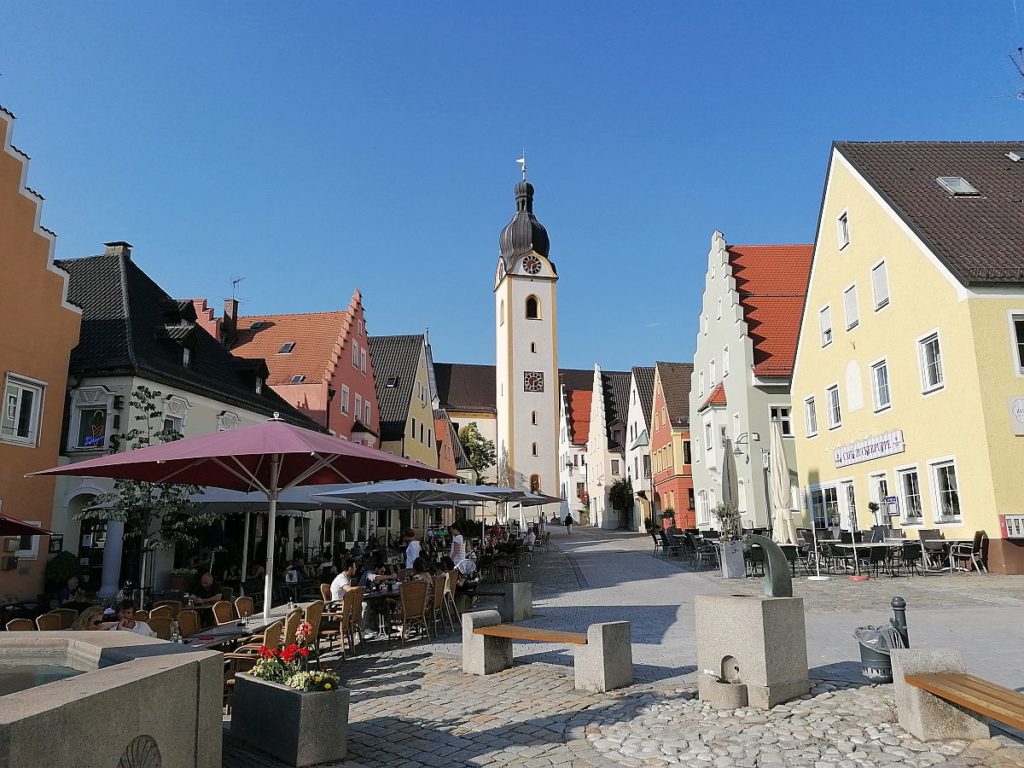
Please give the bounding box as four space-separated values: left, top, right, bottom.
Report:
251 321 268 330
1007 151 1024 163
289 374 306 384
278 342 296 354
385 377 399 388
936 176 980 197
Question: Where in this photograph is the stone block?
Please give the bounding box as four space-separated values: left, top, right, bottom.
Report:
695 594 809 709
573 621 633 693
499 582 533 623
890 649 990 742
232 674 350 767
462 609 512 676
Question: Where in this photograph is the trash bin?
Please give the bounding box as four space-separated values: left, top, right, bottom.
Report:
854 625 900 683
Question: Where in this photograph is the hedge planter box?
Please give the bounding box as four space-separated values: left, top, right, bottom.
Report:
232 674 350 767
720 540 746 579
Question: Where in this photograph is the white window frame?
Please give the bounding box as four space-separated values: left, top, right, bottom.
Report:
843 283 859 330
1008 310 1024 377
928 456 962 523
360 349 367 374
917 329 945 395
870 357 892 413
364 402 371 424
819 305 833 347
68 386 115 452
769 406 792 437
804 396 818 437
709 359 716 385
698 370 705 398
722 347 729 377
716 298 722 319
340 385 350 415
826 384 842 429
895 464 923 524
837 209 850 250
1 374 45 447
871 259 890 311
351 340 359 368
354 393 362 421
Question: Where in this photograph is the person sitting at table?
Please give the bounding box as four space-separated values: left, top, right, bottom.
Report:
246 561 265 581
284 558 303 585
193 573 223 606
330 559 359 601
59 575 86 606
402 528 421 570
223 564 242 583
106 600 156 637
358 556 390 590
523 528 537 550
350 541 364 557
72 606 113 631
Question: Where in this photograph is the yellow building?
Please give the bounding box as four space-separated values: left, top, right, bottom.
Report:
792 142 1024 574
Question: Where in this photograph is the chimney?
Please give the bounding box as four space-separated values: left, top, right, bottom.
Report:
223 299 239 347
103 241 133 258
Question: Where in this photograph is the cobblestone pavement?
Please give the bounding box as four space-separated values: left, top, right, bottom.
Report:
223 526 1024 767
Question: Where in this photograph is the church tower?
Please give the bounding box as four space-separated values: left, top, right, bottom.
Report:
495 177 559 495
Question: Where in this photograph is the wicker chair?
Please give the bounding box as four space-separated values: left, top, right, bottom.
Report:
149 603 175 621
342 587 364 651
212 600 234 626
5 618 35 631
235 620 283 655
282 608 303 647
177 609 200 638
151 600 181 619
148 616 173 640
393 579 429 645
51 608 79 629
443 570 461 628
233 596 254 618
35 613 62 631
319 583 331 602
303 600 324 664
431 574 448 636
133 609 150 622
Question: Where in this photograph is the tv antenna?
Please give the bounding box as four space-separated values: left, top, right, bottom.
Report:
998 47 1024 100
229 276 245 301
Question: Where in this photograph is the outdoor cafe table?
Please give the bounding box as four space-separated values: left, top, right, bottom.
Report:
184 600 313 650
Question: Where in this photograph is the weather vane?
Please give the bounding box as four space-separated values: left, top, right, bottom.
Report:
516 148 527 181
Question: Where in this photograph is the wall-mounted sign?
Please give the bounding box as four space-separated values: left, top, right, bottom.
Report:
1010 397 1024 437
833 430 906 468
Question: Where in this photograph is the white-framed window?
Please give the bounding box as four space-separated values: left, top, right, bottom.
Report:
698 371 705 398
354 393 362 421
1010 312 1024 375
697 490 710 526
611 459 620 475
837 210 850 249
804 396 818 437
709 358 716 385
340 385 350 415
722 347 729 377
917 331 944 393
352 340 359 367
364 403 371 424
217 411 240 432
704 422 713 454
360 349 367 374
2 375 44 447
819 306 833 347
930 458 961 521
68 387 114 451
826 385 842 429
869 359 891 411
769 406 792 436
843 284 859 330
162 395 189 436
871 260 890 310
897 466 923 522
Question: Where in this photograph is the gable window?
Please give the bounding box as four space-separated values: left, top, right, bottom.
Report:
918 332 944 393
611 459 620 475
340 385 350 414
419 423 424 443
804 396 818 437
819 306 832 347
898 467 923 521
722 347 729 377
716 298 722 319
364 403 371 424
410 417 416 438
278 342 295 354
427 429 432 447
354 394 362 421
843 285 859 330
531 410 538 425
352 340 359 367
826 385 842 429
871 261 890 310
360 349 367 374
1012 313 1024 374
871 359 891 411
837 211 850 249
709 359 716 385
530 342 537 353
531 442 538 457
698 371 705 398
525 296 539 319
2 375 44 446
385 376 399 388
931 459 961 520
770 406 792 436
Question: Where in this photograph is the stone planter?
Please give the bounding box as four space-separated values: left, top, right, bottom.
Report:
719 540 746 579
168 573 193 592
232 674 349 767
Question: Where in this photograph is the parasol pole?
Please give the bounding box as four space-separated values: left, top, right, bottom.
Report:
240 510 251 596
262 454 281 621
809 514 830 581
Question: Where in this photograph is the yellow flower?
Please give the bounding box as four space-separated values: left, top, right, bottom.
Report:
324 683 332 690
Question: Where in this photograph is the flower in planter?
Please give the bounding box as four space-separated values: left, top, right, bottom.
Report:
285 669 341 692
294 621 314 647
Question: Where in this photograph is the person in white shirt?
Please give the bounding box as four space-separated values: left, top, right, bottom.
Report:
402 529 421 570
449 523 466 564
523 529 537 549
329 560 358 601
106 600 156 638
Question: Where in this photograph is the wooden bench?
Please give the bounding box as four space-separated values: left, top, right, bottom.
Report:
905 673 1024 731
462 609 632 693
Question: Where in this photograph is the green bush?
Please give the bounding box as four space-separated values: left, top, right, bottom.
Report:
44 550 80 590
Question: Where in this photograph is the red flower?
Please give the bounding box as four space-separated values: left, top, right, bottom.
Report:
299 648 309 657
258 646 271 658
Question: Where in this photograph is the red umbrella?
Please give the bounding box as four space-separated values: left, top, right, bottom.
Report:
31 416 451 618
0 515 52 537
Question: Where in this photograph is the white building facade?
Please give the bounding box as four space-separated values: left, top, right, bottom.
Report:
624 366 655 531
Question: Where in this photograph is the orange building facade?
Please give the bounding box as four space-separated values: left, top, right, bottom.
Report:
0 107 82 599
651 362 695 530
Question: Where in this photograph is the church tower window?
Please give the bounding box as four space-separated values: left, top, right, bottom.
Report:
525 296 540 319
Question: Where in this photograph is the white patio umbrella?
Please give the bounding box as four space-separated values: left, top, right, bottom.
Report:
439 484 525 540
769 420 798 545
720 438 737 536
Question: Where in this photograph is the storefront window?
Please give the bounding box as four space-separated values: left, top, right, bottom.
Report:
898 469 923 521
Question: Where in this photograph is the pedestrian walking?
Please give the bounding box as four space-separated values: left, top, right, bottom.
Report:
564 512 574 535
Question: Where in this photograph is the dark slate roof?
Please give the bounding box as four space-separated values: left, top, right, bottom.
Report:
602 370 631 430
55 252 321 429
499 181 554 274
836 141 1024 285
369 334 425 443
434 363 496 414
631 366 655 428
559 368 593 392
656 362 694 428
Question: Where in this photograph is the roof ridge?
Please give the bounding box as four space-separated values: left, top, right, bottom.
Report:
117 253 139 370
241 309 348 320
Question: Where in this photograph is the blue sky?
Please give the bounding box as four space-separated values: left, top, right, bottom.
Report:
3 3 1022 371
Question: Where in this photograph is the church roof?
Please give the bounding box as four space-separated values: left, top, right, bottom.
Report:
499 180 553 274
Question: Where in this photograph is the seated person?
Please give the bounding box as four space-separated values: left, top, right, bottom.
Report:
350 541 364 558
284 558 303 585
193 573 223 606
330 559 358 601
246 562 266 580
71 606 114 631
523 528 537 549
106 600 156 637
223 564 242 583
59 575 86 606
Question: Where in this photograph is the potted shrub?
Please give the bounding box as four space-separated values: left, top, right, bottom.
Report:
661 508 675 531
713 503 745 579
232 622 349 767
168 567 196 593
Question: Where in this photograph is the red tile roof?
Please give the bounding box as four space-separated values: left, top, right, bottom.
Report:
727 244 813 377
698 382 727 412
232 310 351 385
567 389 592 446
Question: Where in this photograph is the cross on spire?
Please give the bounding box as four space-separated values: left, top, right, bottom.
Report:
516 149 527 181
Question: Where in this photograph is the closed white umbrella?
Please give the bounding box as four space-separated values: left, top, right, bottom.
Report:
769 419 798 545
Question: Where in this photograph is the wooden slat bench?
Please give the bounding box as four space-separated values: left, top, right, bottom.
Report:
905 673 1024 731
462 609 632 693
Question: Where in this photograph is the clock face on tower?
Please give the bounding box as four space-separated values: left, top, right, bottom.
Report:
523 371 545 392
522 255 542 275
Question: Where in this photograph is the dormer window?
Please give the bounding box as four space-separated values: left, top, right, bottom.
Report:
256 378 263 394
936 176 980 197
289 374 306 384
385 377 399 388
278 342 296 354
182 347 192 367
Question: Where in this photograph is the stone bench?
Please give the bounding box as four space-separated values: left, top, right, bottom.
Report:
462 609 633 693
470 582 532 622
892 649 1024 741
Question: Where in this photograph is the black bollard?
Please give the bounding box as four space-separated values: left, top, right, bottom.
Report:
890 596 909 647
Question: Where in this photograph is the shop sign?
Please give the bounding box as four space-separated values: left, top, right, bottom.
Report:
833 430 905 468
1010 397 1024 436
